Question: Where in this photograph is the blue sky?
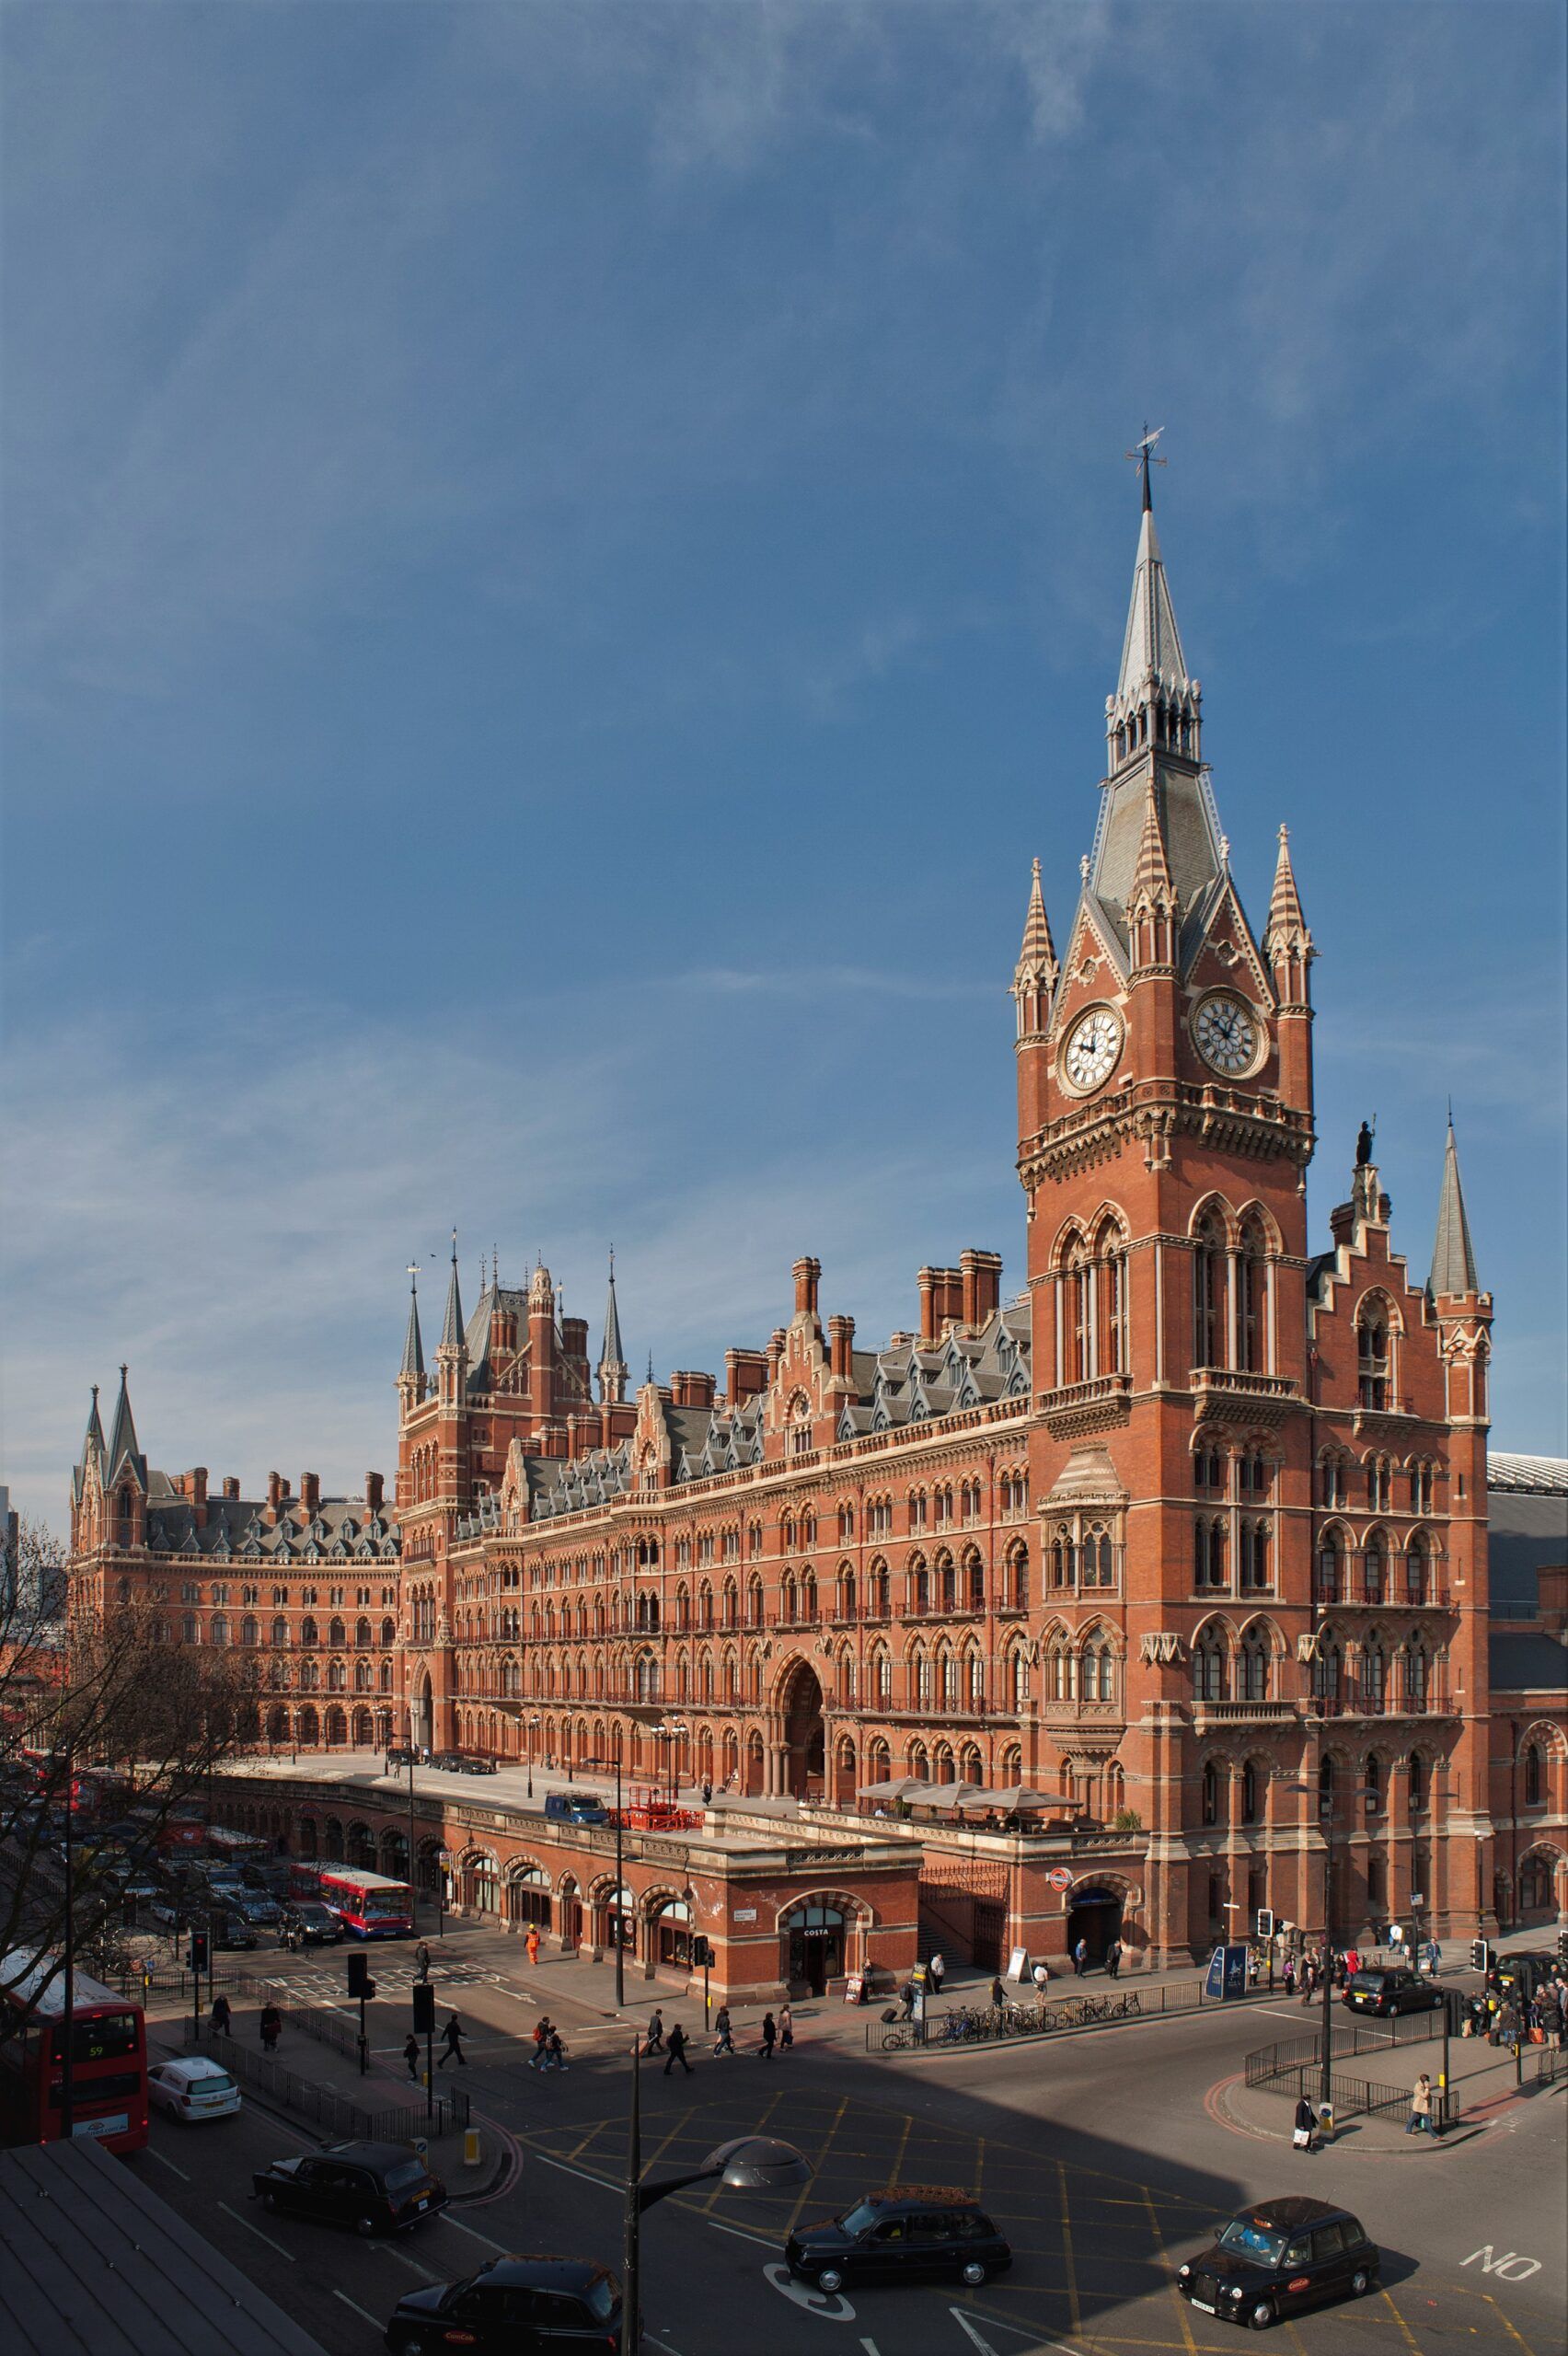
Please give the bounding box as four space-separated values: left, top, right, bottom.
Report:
3 1 1564 1523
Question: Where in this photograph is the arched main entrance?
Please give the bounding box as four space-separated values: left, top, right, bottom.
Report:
1066 1883 1124 1969
781 1900 847 1995
778 1659 824 1799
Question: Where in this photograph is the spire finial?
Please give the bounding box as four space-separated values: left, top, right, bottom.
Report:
1126 422 1166 513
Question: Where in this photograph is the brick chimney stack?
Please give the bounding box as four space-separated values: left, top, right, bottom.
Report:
364 1472 385 1516
222 1476 240 1502
671 1371 717 1409
299 1472 320 1516
266 1471 283 1524
767 1329 787 1383
918 1267 938 1344
725 1348 768 1407
792 1256 822 1319
828 1314 856 1380
961 1249 1003 1329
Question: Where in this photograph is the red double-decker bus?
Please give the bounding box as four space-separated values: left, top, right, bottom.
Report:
289 1864 412 1938
0 1950 149 2154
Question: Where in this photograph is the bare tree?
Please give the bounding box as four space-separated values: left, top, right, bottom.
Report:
1 1516 256 2010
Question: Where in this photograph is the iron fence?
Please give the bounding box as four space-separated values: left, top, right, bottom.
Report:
182 2024 469 2137
867 1980 1210 2053
1260 2059 1458 2130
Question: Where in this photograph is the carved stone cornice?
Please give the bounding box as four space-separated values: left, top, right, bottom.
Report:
1019 1080 1313 1194
1139 1631 1188 1665
1036 1375 1132 1440
1192 1369 1304 1430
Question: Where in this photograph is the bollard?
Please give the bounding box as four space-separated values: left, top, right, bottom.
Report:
464 2127 482 2168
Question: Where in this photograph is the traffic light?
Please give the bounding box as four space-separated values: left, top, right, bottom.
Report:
411 1982 436 2035
189 1930 210 1975
690 1934 712 1969
1255 1909 1275 1941
347 1953 376 2001
1470 1938 1493 1973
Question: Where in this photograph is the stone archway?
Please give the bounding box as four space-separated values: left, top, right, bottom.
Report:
414 1670 433 1751
778 1658 824 1800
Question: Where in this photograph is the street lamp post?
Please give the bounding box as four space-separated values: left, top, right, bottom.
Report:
526 1715 540 1801
613 1742 626 2011
619 2033 808 2356
1277 1773 1378 2115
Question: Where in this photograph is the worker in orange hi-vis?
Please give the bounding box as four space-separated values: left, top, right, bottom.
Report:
526 1925 541 1967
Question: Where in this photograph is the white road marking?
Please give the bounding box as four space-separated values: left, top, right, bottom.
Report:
762 2261 857 2320
531 2149 618 2192
333 2289 386 2327
704 2217 778 2251
440 2213 509 2251
144 2147 190 2181
644 2338 686 2356
378 2242 441 2280
951 2311 1079 2353
859 2340 882 2355
217 2200 294 2259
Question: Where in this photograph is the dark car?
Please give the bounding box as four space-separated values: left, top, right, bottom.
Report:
208 1911 259 1952
1178 2198 1379 2329
1342 1968 1443 2017
432 1750 497 1776
1491 1952 1559 2004
253 2141 445 2237
279 1900 343 1947
386 1746 420 1770
785 2186 1011 2295
545 1791 608 1826
385 2255 624 2352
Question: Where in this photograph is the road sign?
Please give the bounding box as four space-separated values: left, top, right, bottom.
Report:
1047 1867 1073 1890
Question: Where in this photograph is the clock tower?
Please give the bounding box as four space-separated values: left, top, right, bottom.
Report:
1013 470 1323 1958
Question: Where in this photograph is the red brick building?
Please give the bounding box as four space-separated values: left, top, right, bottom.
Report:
68 481 1566 1968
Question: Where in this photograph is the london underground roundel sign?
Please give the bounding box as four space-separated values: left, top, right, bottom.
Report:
1047 1867 1073 1890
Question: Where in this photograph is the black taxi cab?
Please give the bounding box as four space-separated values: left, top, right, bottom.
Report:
785 2185 1011 2294
1177 2197 1380 2328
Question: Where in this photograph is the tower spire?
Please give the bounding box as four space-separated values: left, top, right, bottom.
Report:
440 1230 465 1352
80 1381 105 1468
1262 825 1312 959
1429 1117 1480 1300
105 1364 142 1482
598 1251 628 1405
1011 857 1059 1038
400 1265 426 1382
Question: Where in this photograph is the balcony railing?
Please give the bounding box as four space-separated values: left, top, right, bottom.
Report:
1308 1691 1453 1720
1312 1580 1451 1610
1191 1698 1297 1725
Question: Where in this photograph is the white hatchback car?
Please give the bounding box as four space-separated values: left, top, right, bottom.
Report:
147 2056 243 2122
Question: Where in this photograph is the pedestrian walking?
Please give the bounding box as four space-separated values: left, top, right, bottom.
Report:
1072 1937 1089 1978
928 1953 945 1997
414 1940 432 1982
778 2004 794 2052
898 1980 917 2021
701 1781 713 1807
545 2027 569 2072
1105 1939 1123 1981
645 2007 665 2055
759 2010 778 2061
209 1992 232 2037
1283 1955 1296 1997
259 2002 282 2053
990 1974 1006 2010
525 1925 541 1968
1032 1960 1050 1997
438 2012 467 2067
663 2021 693 2076
530 2018 551 2070
1405 2073 1435 2136
1292 2095 1316 2153
712 2005 734 2055
403 2033 421 2081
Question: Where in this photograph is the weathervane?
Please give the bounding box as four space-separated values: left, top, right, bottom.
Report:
1125 422 1167 511
406 1262 420 1293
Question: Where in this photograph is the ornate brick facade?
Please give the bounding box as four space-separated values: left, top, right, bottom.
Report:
68 483 1566 1963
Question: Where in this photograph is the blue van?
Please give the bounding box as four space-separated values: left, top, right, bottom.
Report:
545 1790 610 1826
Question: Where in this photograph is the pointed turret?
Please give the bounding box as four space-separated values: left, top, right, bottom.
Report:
80 1382 106 1469
1263 825 1310 958
598 1252 628 1405
1430 1119 1480 1301
399 1270 426 1400
105 1364 143 1483
1011 859 1058 1038
1126 780 1177 973
440 1241 465 1352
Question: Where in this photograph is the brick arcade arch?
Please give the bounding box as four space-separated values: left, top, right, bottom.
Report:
776 1656 824 1800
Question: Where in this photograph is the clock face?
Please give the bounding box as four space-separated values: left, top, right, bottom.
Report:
1063 1005 1123 1093
1194 992 1261 1076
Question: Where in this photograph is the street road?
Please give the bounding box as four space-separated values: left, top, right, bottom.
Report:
129 1940 1568 2356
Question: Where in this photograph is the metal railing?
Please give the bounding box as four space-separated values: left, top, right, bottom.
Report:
868 1980 1213 2052
183 2024 468 2138
1255 2058 1458 2130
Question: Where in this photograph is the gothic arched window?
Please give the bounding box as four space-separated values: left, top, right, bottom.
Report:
1357 1299 1391 1410
1193 1628 1226 1703
1238 1216 1269 1371
1193 1213 1226 1369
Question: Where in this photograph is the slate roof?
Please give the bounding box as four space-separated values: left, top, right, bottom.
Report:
1489 1629 1568 1693
139 1489 399 1563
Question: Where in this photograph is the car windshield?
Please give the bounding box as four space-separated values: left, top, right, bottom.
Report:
839 2201 884 2235
196 2071 236 2093
384 2160 429 2192
1217 2220 1289 2268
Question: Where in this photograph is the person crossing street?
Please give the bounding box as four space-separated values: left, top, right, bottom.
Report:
712 2005 735 2055
663 2020 693 2076
758 2011 778 2060
438 2012 467 2067
403 2033 421 2082
414 1941 431 1983
645 2007 665 2055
